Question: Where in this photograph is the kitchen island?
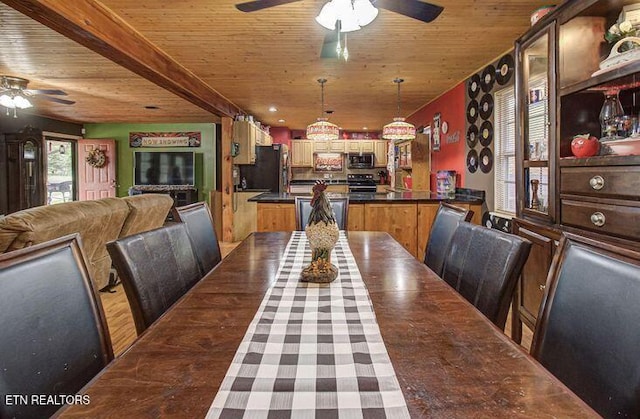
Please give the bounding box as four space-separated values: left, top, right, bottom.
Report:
249 190 484 259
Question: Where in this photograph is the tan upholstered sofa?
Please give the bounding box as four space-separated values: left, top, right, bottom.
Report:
0 194 174 290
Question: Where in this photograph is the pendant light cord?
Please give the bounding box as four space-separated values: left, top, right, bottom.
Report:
318 78 327 118
394 78 404 116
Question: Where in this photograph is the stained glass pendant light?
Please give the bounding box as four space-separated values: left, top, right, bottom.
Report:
382 78 416 141
306 78 339 141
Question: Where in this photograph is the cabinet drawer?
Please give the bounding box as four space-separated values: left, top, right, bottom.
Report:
561 166 640 199
561 199 640 241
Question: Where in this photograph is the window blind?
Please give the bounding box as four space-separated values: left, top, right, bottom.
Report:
494 86 516 214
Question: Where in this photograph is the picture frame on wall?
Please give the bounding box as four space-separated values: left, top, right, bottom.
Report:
433 113 441 151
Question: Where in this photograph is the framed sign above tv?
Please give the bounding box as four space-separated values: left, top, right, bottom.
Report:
129 131 201 147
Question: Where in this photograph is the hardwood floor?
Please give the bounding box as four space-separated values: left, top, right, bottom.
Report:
100 240 534 356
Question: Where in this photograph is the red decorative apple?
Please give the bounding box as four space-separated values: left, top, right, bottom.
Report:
571 134 599 158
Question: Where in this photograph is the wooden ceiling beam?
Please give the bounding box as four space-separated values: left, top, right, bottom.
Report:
1 0 243 118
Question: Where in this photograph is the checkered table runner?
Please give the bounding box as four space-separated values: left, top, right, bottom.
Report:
206 231 410 419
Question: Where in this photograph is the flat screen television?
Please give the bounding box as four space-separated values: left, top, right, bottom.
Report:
134 151 195 186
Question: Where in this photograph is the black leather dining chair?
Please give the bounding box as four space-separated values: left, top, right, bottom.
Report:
0 234 113 419
531 233 640 418
107 223 202 335
423 202 474 277
295 196 349 230
173 201 222 274
441 221 531 330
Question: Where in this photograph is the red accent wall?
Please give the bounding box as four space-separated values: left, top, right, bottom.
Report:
270 127 291 148
407 81 467 189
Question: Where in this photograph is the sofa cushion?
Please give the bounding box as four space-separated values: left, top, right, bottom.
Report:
120 194 174 238
0 198 129 289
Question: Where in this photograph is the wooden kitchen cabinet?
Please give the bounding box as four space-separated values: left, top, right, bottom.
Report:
291 140 313 167
232 121 256 165
313 141 329 152
347 140 374 153
417 204 439 262
233 121 273 164
330 141 346 153
364 203 417 257
347 204 365 231
257 203 296 231
313 140 346 153
256 201 482 259
374 140 388 167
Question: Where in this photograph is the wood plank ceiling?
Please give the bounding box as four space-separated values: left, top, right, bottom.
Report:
0 0 553 130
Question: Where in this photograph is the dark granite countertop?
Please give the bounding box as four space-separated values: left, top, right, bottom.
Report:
289 179 348 185
248 191 484 204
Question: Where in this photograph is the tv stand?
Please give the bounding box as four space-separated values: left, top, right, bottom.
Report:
130 185 198 208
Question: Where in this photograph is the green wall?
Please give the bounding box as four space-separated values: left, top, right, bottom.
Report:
83 123 216 200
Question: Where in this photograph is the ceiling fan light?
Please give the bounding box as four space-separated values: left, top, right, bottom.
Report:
13 95 32 109
316 1 338 30
0 94 15 109
353 0 378 27
339 16 361 32
333 0 360 32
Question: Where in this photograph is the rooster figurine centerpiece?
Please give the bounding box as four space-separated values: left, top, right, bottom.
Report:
301 180 340 283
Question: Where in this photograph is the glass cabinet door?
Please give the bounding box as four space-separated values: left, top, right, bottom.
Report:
520 24 555 220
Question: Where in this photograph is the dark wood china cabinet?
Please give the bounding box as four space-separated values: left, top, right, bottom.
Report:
512 0 640 342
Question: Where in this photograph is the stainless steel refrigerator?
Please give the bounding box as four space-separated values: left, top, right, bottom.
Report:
238 144 289 193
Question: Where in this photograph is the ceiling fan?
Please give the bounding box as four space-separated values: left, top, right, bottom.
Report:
236 0 444 59
235 0 444 24
0 75 75 117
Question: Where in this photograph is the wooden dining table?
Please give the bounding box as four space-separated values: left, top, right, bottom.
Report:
57 231 596 417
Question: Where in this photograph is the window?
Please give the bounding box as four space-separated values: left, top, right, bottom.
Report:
44 132 79 205
494 86 516 214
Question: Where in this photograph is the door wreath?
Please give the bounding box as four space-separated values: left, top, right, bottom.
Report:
86 149 107 168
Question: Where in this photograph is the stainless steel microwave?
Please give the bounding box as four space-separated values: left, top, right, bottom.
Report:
347 153 374 169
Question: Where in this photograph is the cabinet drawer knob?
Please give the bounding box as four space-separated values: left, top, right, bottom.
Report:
589 175 605 190
590 211 606 227
539 284 546 291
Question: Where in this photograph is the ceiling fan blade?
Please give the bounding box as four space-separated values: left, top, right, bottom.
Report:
375 0 443 23
25 88 68 95
235 0 302 12
38 96 75 105
320 30 340 59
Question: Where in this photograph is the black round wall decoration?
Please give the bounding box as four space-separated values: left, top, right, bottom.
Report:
466 124 478 148
496 54 515 85
479 93 494 120
479 147 494 173
468 74 481 99
467 149 479 173
479 120 493 146
466 100 479 124
481 65 495 92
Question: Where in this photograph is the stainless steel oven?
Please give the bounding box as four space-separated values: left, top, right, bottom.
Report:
347 153 374 169
347 174 377 193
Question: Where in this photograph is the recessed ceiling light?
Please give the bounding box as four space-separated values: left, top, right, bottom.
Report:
278 119 285 123
144 105 159 109
269 106 278 112
363 127 368 130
